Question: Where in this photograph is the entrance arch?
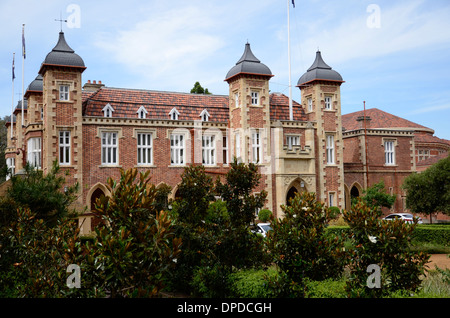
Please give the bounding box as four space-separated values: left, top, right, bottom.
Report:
285 178 307 206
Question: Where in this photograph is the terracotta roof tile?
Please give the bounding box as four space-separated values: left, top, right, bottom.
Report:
342 108 431 132
82 87 306 123
269 93 306 121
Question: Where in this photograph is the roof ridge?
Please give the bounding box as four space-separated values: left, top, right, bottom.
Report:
98 86 229 97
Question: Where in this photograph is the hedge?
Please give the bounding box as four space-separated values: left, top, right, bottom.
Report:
326 224 450 246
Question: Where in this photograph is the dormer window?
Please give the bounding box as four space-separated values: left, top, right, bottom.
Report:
169 107 180 120
137 106 148 119
102 103 114 118
199 109 210 122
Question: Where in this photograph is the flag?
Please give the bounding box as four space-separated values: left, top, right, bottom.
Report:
292 0 295 8
22 24 26 59
12 53 15 80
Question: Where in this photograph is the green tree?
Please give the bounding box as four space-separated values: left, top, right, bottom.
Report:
403 155 450 222
266 191 346 297
0 161 79 227
190 81 211 94
343 198 429 297
92 168 182 297
359 180 396 211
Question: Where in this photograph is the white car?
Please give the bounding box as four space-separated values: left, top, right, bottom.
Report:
252 223 273 237
382 213 423 224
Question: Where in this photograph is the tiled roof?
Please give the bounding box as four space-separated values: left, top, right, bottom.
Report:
415 132 450 146
342 108 431 132
269 93 306 121
82 87 306 122
83 87 229 122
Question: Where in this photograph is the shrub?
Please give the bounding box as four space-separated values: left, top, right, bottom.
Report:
266 191 347 296
228 268 279 298
92 168 181 297
258 209 272 222
343 198 430 297
412 225 450 246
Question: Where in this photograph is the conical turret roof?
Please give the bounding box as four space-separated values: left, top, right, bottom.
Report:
225 43 272 81
39 32 85 74
297 51 343 86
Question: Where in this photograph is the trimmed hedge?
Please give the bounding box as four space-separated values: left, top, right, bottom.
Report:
412 225 450 246
326 224 450 246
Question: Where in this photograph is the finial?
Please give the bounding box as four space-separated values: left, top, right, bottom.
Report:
55 12 67 32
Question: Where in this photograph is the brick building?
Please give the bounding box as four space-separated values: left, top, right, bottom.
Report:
4 31 449 232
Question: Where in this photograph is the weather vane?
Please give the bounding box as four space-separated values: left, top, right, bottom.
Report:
55 12 67 32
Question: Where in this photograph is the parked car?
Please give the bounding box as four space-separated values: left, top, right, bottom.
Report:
382 213 423 224
251 223 273 237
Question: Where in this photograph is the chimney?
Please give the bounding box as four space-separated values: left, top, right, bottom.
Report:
83 80 105 92
356 115 371 129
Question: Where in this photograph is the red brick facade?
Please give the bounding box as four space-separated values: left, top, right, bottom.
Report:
4 32 450 232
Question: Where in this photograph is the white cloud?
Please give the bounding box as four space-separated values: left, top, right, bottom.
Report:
291 0 450 70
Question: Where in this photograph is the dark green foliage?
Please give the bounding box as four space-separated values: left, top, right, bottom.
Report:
343 198 430 297
3 161 79 226
266 191 347 297
190 81 211 94
258 209 272 222
359 180 396 211
92 168 182 297
403 155 450 220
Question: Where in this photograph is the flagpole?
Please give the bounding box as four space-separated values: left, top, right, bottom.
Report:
21 24 25 127
11 53 15 139
287 0 293 121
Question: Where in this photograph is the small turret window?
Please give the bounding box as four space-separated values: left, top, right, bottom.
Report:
59 85 70 101
251 91 259 106
324 96 332 110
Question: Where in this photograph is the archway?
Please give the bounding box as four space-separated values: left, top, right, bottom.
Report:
90 187 106 231
285 178 307 206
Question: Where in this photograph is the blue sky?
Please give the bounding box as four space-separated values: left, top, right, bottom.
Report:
1 0 449 139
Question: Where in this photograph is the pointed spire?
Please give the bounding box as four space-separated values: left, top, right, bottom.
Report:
225 42 272 82
236 43 261 65
52 32 75 53
307 51 332 71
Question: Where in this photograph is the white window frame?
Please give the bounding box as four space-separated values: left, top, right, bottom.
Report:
251 131 262 163
324 96 332 110
59 85 70 101
169 107 180 120
234 92 239 108
384 140 395 165
251 91 259 106
235 132 241 160
137 106 148 119
27 137 41 168
199 109 210 122
223 135 228 165
101 131 118 165
308 97 313 112
6 157 15 180
102 103 114 118
59 131 71 165
170 133 185 165
328 192 335 207
202 135 215 166
286 135 300 150
137 133 153 165
326 134 335 164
